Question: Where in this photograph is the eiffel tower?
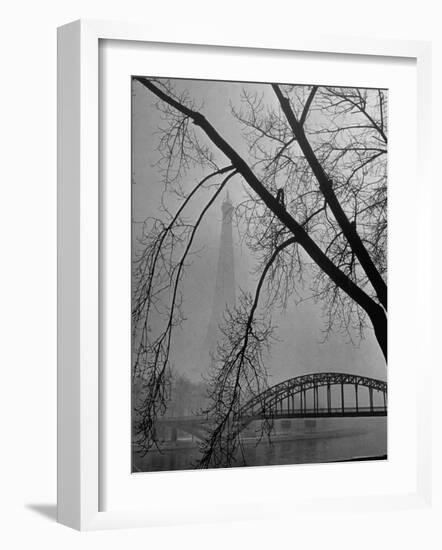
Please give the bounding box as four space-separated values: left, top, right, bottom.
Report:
204 193 236 361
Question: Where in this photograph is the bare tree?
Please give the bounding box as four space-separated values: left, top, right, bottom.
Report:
131 77 387 466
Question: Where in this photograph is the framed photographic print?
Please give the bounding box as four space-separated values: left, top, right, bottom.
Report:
57 19 432 530
130 75 389 473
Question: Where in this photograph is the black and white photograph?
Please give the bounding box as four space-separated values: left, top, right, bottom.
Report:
4 0 440 542
131 76 388 472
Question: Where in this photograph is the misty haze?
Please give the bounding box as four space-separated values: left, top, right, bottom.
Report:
131 77 387 472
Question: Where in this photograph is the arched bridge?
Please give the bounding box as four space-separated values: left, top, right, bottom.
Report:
155 372 387 442
237 372 387 422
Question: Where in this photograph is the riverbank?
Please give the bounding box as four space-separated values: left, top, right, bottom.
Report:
133 416 387 472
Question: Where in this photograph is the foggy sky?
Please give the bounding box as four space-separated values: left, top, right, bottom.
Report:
131 77 386 386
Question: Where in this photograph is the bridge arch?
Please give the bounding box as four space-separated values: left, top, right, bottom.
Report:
237 372 387 420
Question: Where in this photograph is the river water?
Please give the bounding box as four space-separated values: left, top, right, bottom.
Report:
133 416 387 472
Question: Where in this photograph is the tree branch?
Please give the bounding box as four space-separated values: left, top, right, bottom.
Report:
135 77 387 360
300 86 318 126
272 83 387 311
199 237 297 467
133 169 238 452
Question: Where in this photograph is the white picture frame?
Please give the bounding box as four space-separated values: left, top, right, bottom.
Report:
57 19 433 531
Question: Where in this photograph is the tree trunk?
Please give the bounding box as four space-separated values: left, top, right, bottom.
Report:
369 307 387 362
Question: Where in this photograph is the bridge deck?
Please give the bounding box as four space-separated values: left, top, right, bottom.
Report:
156 406 387 426
247 407 387 420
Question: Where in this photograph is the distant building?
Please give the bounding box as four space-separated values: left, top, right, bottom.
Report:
204 193 236 360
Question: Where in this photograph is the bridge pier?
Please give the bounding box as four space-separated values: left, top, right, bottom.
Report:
369 387 374 413
170 426 177 443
